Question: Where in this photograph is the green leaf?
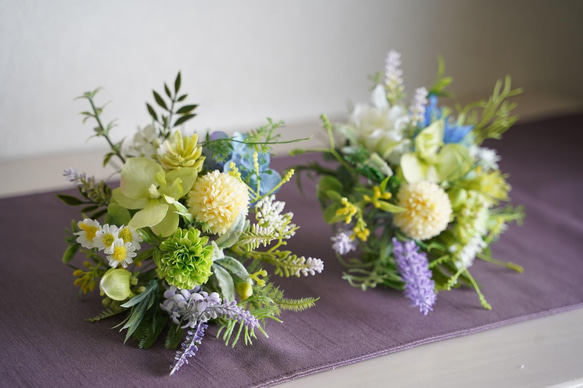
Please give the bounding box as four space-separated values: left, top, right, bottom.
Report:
165 322 184 349
105 202 131 226
81 205 99 213
174 72 181 94
62 243 79 264
177 94 188 102
133 248 155 263
323 203 345 224
103 152 114 167
325 189 342 201
174 114 196 127
317 176 343 201
121 280 157 308
213 264 235 302
377 201 405 213
176 104 198 114
88 208 108 220
215 256 250 281
215 211 246 248
153 91 168 111
379 176 390 193
146 103 158 122
85 307 125 322
164 83 172 99
136 312 168 349
57 194 85 206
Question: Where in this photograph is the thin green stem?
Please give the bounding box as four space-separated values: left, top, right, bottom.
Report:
87 97 126 164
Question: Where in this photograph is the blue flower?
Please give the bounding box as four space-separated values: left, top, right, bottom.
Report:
224 132 281 196
424 95 473 144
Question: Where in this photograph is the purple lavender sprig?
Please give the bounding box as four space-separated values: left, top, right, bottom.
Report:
161 286 259 329
170 320 208 376
392 238 436 315
162 286 260 375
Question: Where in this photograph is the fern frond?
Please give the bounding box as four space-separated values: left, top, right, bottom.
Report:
238 224 276 250
132 311 168 349
85 307 125 322
276 296 319 312
248 251 324 277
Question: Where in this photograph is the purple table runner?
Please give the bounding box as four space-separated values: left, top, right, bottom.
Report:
1 114 583 387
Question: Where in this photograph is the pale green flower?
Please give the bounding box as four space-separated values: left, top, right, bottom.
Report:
400 120 472 183
100 268 133 301
112 158 198 237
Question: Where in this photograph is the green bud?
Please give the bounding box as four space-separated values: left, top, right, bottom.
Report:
236 280 253 300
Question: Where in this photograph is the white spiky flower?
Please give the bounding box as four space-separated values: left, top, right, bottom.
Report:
453 235 487 269
187 171 249 235
385 50 405 104
393 181 452 241
409 87 428 126
255 195 296 239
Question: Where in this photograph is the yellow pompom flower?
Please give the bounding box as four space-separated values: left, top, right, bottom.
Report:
187 171 249 235
157 130 205 171
393 181 452 241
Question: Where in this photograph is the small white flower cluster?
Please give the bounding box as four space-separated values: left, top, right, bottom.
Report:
75 218 142 268
331 231 357 255
301 257 325 276
255 195 296 239
409 87 428 126
469 145 501 171
451 234 487 269
125 125 164 159
384 50 405 104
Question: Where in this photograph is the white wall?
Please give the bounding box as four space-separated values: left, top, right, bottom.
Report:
1 0 582 161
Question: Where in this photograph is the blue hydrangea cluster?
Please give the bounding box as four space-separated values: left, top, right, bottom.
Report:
392 238 436 315
204 131 281 196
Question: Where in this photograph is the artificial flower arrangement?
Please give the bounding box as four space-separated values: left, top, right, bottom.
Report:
59 73 323 374
294 51 524 314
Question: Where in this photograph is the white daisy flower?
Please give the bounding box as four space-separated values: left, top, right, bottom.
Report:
118 225 142 251
106 239 137 268
75 219 101 249
94 224 120 253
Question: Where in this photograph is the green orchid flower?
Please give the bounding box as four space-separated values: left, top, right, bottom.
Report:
112 158 197 236
400 120 472 183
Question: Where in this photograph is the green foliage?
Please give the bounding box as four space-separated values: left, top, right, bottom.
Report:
428 56 454 98
132 310 169 349
277 296 319 312
457 76 522 145
117 280 159 343
86 306 126 323
204 132 233 164
244 117 284 153
76 88 126 166
146 72 199 138
165 323 184 350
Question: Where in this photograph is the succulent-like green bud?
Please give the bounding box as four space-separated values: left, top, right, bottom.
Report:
158 131 205 171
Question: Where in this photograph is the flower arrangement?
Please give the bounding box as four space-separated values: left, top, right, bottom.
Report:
294 51 524 314
59 73 323 374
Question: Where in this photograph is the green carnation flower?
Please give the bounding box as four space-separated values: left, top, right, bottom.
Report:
155 228 213 289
